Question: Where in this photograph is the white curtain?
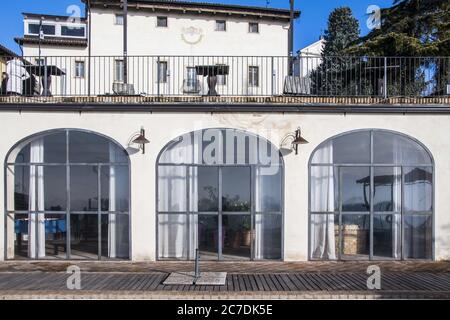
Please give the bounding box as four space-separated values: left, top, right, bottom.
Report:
392 138 402 259
158 134 198 259
28 139 46 258
255 167 264 259
310 141 336 259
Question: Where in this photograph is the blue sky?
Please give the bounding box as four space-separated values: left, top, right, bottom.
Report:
0 0 393 54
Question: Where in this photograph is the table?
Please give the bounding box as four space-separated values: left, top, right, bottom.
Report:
195 65 229 96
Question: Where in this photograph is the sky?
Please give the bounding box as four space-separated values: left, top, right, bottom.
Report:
0 0 394 54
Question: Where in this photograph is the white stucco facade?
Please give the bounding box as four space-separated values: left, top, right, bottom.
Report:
0 110 448 261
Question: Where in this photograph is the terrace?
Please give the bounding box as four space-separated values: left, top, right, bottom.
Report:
1 55 449 108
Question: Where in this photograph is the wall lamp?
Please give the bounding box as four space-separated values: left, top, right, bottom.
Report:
132 127 150 154
281 127 308 155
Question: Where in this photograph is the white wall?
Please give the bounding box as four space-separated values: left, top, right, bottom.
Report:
0 111 449 261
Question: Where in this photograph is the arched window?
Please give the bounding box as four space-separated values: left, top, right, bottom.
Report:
309 129 433 261
5 129 130 260
157 128 283 261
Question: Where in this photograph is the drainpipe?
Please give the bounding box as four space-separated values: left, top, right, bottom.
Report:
123 0 128 84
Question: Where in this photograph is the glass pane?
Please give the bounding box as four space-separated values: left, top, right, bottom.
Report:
158 166 187 212
197 215 218 260
12 214 29 259
254 214 282 260
69 131 128 163
222 215 251 260
101 214 129 259
70 214 99 259
310 214 339 260
70 166 98 212
255 166 282 212
341 167 370 212
44 214 67 259
333 131 371 164
373 167 401 212
404 167 432 212
310 166 338 212
158 133 196 165
341 215 370 259
42 132 67 163
373 131 432 165
191 167 218 212
373 214 401 259
222 167 251 212
13 165 30 211
44 166 66 211
404 215 432 259
158 214 187 259
100 166 130 212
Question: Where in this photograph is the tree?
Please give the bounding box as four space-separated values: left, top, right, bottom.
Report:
311 7 361 95
345 0 450 96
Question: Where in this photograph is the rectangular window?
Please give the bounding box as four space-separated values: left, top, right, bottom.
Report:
114 59 124 83
249 22 259 33
248 66 259 87
61 26 86 37
215 20 226 31
157 61 168 83
186 67 197 87
75 61 85 78
157 16 168 28
115 14 124 25
216 65 228 86
28 23 56 36
35 58 45 66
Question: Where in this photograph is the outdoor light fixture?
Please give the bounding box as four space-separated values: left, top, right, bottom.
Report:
281 127 308 155
132 127 150 154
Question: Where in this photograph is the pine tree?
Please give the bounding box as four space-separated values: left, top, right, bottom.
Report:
311 7 361 95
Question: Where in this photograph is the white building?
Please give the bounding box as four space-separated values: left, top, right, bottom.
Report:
15 1 299 96
294 38 324 78
0 1 449 264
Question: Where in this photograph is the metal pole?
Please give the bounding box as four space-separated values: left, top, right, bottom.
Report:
87 0 92 96
384 57 387 99
288 0 295 75
193 248 200 284
123 0 128 84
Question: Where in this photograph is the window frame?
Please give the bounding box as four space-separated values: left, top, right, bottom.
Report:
156 128 285 261
248 22 259 34
215 20 227 32
248 66 259 87
156 16 168 28
115 14 124 25
114 59 125 83
4 129 131 261
74 60 85 78
157 61 168 83
308 129 434 261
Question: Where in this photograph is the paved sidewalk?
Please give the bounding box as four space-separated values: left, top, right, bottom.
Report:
0 262 449 299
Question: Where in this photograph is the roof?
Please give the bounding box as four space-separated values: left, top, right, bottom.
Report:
0 44 18 57
14 36 88 48
22 12 87 22
84 0 300 20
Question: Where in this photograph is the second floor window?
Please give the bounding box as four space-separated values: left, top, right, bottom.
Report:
75 61 85 78
249 22 259 33
115 14 124 25
61 26 85 37
28 23 56 36
157 61 168 83
215 20 226 31
248 66 259 87
114 59 124 82
157 16 168 28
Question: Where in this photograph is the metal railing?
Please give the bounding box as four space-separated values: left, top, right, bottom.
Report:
1 55 449 98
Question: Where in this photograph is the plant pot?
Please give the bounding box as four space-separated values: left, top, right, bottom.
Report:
241 230 252 247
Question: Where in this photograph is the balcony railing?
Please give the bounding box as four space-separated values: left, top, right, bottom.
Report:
1 55 449 99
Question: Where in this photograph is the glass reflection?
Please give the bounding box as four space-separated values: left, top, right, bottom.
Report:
222 215 251 260
70 214 99 259
404 167 433 212
373 214 401 259
373 167 401 212
222 167 251 212
341 215 370 259
341 167 370 212
404 215 432 259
